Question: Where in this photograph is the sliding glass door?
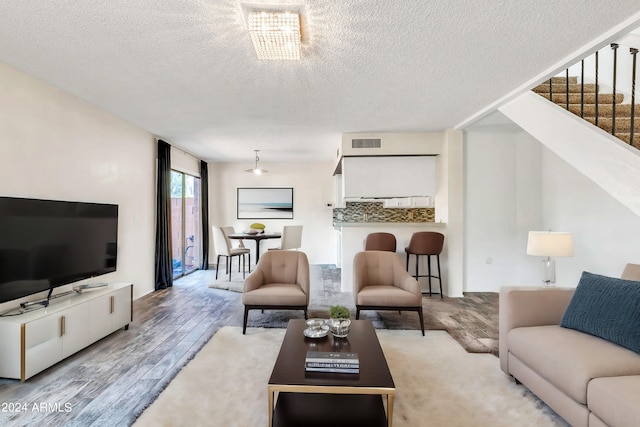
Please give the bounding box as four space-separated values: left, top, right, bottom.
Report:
171 170 201 279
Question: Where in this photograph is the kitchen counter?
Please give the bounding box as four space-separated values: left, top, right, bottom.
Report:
334 221 445 228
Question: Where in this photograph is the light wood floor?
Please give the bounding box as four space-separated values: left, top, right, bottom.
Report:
0 267 499 426
0 270 242 427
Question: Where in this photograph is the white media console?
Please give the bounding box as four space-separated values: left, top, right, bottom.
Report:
0 282 132 381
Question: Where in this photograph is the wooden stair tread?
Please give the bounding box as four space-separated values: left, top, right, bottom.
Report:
532 77 639 148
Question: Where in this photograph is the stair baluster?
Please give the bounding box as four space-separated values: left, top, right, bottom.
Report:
580 59 585 118
631 48 638 147
611 43 619 135
595 51 599 127
565 69 570 110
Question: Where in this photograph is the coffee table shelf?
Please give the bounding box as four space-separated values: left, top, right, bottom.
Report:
268 319 395 427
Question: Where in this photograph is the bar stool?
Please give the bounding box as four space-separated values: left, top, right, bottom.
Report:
364 232 397 252
404 232 444 298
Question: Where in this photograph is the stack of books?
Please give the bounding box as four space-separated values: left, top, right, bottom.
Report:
305 351 359 374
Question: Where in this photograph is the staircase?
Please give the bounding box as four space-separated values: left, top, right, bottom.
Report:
532 76 640 149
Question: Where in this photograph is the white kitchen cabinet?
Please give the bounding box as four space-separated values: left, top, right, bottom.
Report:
383 196 432 208
383 197 411 208
0 283 132 381
342 156 436 199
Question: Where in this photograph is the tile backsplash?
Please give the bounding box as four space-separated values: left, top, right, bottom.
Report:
333 202 435 223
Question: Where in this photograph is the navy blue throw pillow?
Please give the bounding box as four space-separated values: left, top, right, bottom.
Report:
560 271 640 354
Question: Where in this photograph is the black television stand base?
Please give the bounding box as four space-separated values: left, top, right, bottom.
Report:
20 299 49 310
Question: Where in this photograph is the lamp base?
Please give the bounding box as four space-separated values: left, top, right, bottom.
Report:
542 258 556 286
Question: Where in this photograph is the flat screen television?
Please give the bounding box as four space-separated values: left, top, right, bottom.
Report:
0 196 118 304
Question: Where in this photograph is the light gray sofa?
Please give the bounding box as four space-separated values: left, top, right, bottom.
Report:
499 264 640 427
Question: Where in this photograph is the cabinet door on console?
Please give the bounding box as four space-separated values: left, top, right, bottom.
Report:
111 286 132 330
90 293 115 341
25 316 64 380
61 303 91 358
89 286 132 341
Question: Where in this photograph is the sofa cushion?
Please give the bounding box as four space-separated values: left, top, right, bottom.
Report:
508 325 640 404
560 271 640 354
588 375 640 427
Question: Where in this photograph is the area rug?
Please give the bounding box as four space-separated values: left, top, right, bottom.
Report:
210 266 498 356
133 326 567 427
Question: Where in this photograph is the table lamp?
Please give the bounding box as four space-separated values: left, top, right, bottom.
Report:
526 231 573 286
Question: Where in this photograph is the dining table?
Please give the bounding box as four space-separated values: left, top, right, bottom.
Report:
227 232 282 263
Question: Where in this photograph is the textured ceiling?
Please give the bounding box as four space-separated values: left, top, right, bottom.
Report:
0 1 639 163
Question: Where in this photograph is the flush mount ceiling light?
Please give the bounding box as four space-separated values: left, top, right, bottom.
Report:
248 11 300 60
245 150 268 174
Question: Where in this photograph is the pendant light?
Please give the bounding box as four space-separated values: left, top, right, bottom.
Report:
245 150 268 175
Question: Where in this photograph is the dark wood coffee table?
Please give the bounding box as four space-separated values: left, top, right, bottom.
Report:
268 319 395 427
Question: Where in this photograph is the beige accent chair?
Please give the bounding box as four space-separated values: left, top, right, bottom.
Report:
212 226 250 281
270 225 303 250
242 250 310 334
354 251 424 335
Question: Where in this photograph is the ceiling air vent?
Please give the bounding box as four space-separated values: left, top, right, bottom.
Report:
352 138 381 149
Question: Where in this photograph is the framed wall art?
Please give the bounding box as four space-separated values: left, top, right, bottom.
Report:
237 187 294 219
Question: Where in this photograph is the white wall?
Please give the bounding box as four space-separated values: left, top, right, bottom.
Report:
500 92 640 218
208 161 337 265
0 61 156 311
543 147 640 283
465 120 640 291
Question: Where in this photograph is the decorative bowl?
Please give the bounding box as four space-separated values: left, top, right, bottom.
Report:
306 318 328 329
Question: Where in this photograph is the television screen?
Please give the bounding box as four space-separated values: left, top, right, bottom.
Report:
0 196 118 304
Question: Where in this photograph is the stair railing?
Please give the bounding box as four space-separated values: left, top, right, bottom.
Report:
631 48 638 144
611 43 619 135
540 42 639 147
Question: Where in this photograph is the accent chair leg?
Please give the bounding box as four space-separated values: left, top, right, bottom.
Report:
356 307 361 320
303 309 308 320
417 307 425 336
243 306 250 334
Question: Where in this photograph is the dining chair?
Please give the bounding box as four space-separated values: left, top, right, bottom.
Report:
222 226 249 271
212 226 250 281
269 225 303 250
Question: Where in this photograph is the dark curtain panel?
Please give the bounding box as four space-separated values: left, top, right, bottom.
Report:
154 139 173 290
200 160 210 270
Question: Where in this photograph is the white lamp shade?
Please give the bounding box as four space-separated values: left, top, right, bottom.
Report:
526 231 573 257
